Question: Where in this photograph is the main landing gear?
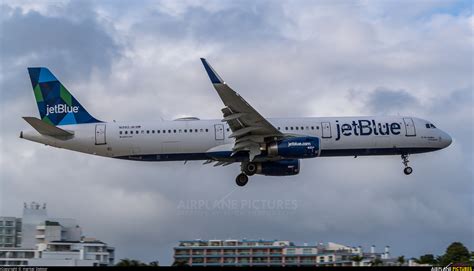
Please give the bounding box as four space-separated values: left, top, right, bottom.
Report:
235 162 257 186
401 154 413 175
235 173 249 186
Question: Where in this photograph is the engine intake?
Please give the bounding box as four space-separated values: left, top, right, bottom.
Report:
267 136 319 159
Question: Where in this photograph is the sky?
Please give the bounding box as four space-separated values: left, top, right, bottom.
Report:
0 0 473 265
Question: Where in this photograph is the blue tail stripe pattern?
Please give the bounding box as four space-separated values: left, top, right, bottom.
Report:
27 67 101 126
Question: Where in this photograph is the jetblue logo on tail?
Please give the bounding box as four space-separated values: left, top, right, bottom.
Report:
46 104 79 116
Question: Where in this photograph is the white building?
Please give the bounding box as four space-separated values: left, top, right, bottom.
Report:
173 239 397 266
0 202 114 266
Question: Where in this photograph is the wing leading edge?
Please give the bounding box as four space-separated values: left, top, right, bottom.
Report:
200 58 283 161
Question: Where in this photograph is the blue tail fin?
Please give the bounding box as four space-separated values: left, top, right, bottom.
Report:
27 67 101 126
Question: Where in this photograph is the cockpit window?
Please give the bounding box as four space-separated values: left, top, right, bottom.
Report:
430 124 436 128
425 124 430 129
426 123 437 129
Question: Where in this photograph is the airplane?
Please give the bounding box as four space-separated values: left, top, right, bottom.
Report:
20 59 452 186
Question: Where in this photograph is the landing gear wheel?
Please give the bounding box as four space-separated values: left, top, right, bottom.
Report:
244 162 258 176
401 154 413 175
404 167 413 175
236 173 249 187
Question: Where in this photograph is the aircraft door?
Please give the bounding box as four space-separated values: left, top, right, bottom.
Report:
214 124 225 140
321 122 332 138
403 118 416 137
95 124 106 145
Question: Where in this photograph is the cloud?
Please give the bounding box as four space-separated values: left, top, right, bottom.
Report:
0 0 472 265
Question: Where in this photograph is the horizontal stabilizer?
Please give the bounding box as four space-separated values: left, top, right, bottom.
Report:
23 117 74 138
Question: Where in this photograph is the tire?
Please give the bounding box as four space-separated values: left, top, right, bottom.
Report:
404 167 413 175
245 163 258 176
236 173 249 186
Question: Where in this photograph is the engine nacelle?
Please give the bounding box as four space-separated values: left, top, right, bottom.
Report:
256 159 300 176
267 136 319 159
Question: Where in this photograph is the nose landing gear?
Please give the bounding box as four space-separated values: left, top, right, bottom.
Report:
401 154 413 175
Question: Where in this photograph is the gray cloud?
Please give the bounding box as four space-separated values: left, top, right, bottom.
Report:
1 0 472 265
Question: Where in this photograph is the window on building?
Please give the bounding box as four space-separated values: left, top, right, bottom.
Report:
286 248 295 254
303 248 312 254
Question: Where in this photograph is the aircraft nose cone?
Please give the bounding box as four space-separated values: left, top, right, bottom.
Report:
442 132 452 148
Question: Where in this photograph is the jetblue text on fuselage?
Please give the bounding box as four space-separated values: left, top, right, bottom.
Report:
335 119 401 141
46 104 79 116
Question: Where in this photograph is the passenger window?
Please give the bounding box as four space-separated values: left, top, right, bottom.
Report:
317 126 320 130
311 126 314 130
168 130 171 133
152 130 155 133
301 126 304 130
290 127 294 130
146 130 150 134
189 129 193 133
295 127 299 130
157 130 160 133
205 129 208 132
227 128 230 132
195 129 198 132
173 130 176 133
124 131 128 135
184 129 187 133
285 127 288 130
163 130 166 133
119 131 122 135
278 127 280 130
136 131 139 134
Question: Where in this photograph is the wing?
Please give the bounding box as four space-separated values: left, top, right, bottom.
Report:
200 58 284 160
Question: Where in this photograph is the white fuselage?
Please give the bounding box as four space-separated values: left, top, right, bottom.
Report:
21 116 452 162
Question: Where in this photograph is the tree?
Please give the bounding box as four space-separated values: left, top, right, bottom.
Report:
115 258 147 266
370 258 383 266
351 255 364 266
440 242 471 265
418 254 438 265
172 259 189 266
148 261 160 266
397 255 405 266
